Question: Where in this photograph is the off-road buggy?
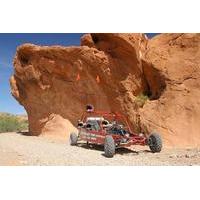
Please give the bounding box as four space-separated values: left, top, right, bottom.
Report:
70 105 162 158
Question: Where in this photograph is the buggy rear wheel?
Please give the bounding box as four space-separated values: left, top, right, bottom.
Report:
104 135 115 158
148 133 162 153
70 132 78 146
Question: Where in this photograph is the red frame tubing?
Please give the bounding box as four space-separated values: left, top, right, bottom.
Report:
78 110 147 147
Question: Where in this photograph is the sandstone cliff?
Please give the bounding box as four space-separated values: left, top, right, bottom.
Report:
140 33 200 147
10 33 200 147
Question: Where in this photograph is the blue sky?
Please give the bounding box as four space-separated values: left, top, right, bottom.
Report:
0 33 158 114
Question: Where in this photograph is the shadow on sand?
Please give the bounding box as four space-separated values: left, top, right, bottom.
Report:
77 143 152 157
17 131 32 136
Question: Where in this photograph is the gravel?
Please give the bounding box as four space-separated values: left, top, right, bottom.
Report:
0 132 200 166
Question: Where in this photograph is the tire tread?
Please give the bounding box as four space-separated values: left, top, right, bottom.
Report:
104 135 115 157
148 133 162 153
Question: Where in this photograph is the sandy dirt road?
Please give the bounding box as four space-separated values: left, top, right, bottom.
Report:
0 132 200 166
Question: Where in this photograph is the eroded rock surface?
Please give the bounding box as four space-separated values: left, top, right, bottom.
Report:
10 34 148 137
140 33 200 147
10 33 200 147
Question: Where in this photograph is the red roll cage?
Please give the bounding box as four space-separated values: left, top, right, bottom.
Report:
80 110 133 133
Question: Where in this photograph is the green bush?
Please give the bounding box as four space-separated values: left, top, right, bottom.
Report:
0 113 28 133
135 93 149 108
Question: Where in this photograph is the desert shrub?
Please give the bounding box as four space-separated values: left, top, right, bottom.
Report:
0 113 28 133
135 93 149 108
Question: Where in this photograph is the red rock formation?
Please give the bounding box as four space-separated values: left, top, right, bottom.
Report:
140 33 200 147
10 34 148 137
10 33 200 147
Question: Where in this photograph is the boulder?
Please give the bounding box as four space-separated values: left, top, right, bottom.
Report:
10 34 148 137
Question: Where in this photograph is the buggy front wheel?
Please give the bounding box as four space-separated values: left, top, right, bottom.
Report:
104 135 115 158
70 132 78 146
148 133 162 153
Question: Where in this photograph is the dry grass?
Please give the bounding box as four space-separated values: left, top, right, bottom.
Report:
0 113 28 133
135 93 149 108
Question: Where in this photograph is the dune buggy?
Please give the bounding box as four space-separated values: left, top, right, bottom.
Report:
70 105 162 158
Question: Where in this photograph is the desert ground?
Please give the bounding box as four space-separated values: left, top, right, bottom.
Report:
0 132 200 166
